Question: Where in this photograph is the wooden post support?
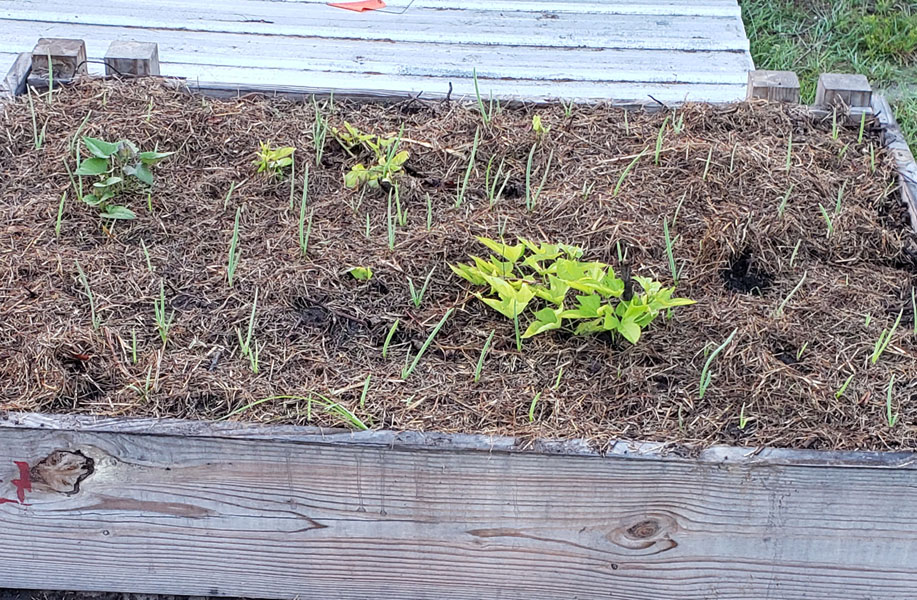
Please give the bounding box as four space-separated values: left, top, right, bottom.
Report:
29 38 87 86
746 70 800 103
815 73 872 108
104 41 160 77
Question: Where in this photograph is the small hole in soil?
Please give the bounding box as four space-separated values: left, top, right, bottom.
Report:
503 180 523 199
721 249 773 295
291 296 332 328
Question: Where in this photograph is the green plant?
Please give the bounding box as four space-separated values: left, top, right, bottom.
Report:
614 148 648 196
227 206 242 287
777 184 794 217
858 111 867 144
886 375 898 427
337 123 409 190
312 94 331 166
789 239 802 267
153 280 174 347
140 239 154 273
485 156 510 207
738 403 751 430
54 190 66 237
654 116 670 164
359 374 371 408
774 271 807 318
382 319 399 359
222 181 237 210
254 142 295 177
74 136 172 220
871 310 902 364
127 364 155 400
532 115 549 138
831 108 840 140
473 329 495 383
835 182 846 215
26 86 48 150
67 112 92 157
525 144 554 211
298 165 312 257
911 287 916 334
456 128 480 208
796 341 809 361
408 267 436 308
561 99 574 118
386 192 396 250
236 289 260 374
528 391 542 422
451 237 694 346
818 204 834 236
472 68 496 125
221 394 368 430
835 373 854 399
348 266 374 280
401 308 454 379
553 365 564 390
393 185 408 226
662 217 679 286
130 328 138 364
74 259 100 330
698 327 738 399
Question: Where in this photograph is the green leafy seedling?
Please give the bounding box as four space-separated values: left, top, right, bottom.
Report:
254 142 295 177
348 266 374 281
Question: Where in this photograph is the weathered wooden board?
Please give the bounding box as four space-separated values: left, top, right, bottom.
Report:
873 94 917 231
0 0 754 102
0 413 915 600
0 51 28 98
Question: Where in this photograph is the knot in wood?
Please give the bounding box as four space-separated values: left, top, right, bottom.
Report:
31 450 95 495
626 519 660 539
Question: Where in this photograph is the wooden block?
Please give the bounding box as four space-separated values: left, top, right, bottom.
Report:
815 73 872 108
0 52 31 98
30 38 87 83
746 70 800 103
105 41 160 77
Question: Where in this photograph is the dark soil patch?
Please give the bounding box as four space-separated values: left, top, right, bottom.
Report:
1 78 916 451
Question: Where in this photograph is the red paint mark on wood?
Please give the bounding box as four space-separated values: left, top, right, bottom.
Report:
328 0 386 12
0 498 18 505
12 461 31 503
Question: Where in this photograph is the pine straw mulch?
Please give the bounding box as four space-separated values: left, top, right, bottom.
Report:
1 78 916 451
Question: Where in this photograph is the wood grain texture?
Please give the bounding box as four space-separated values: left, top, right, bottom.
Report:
0 0 754 102
0 51 29 97
0 413 915 599
872 94 917 232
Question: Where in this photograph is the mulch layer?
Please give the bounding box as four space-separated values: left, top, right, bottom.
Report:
1 78 916 451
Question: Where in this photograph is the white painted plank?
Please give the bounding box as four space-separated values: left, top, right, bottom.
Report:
0 21 753 86
0 1 750 51
0 425 916 599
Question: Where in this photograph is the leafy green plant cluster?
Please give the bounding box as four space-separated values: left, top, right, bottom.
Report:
333 122 409 189
254 142 295 177
451 237 694 346
74 136 172 219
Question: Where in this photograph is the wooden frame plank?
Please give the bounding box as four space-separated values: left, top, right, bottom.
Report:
0 412 915 599
0 51 30 98
872 94 917 231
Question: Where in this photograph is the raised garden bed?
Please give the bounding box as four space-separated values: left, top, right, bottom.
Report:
1 78 916 599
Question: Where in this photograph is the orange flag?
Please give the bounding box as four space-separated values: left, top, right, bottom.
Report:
328 0 386 11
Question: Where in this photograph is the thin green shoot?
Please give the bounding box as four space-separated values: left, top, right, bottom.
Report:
289 157 296 210
835 181 846 215
818 204 834 237
616 240 624 263
581 180 595 202
153 280 174 347
46 51 53 103
777 184 794 217
67 111 92 156
796 341 808 361
236 289 260 373
838 143 850 160
425 193 433 230
911 287 916 334
774 271 807 318
473 329 495 383
835 373 854 399
831 107 839 140
298 165 312 257
386 191 396 250
528 391 542 422
55 191 66 237
130 328 138 364
364 213 371 239
472 68 494 125
525 144 554 211
456 127 480 208
27 86 48 150
785 133 793 171
221 394 368 430
654 115 670 165
312 94 330 166
146 190 153 213
382 319 399 359
561 98 574 118
140 239 153 273
553 365 564 390
223 181 237 210
702 146 714 181
394 184 408 227
789 239 802 268
401 308 454 379
671 108 685 133
672 191 687 227
485 156 510 207
886 375 898 428
614 147 648 197
858 111 867 144
359 374 371 408
869 143 876 173
738 403 750 430
871 310 902 364
127 364 155 400
698 327 738 399
74 259 100 330
663 217 678 286
865 313 873 327
227 206 242 286
623 110 629 135
408 266 436 308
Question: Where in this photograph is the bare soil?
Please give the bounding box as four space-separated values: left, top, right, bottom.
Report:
1 78 915 451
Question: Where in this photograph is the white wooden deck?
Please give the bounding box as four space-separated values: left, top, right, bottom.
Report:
0 0 754 103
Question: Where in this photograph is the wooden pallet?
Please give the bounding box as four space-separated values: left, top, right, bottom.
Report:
0 0 753 102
